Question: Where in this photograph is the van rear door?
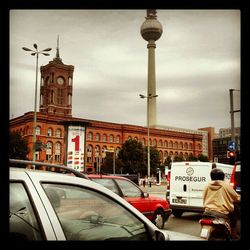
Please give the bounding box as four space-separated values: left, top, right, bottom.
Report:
170 162 189 207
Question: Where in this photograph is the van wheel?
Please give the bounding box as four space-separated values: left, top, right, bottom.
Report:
172 209 183 218
152 209 165 229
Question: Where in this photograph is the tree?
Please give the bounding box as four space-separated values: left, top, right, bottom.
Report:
144 146 162 176
118 139 146 175
198 154 209 162
164 156 172 169
9 131 30 167
188 154 198 161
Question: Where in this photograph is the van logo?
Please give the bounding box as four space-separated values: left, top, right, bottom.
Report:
186 167 194 176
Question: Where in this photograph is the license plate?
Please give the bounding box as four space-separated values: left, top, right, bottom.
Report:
172 198 187 204
200 228 209 238
200 225 212 239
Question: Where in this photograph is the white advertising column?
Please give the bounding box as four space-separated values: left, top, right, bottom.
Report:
67 125 85 172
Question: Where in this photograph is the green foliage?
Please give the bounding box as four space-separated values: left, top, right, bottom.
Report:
118 138 146 174
187 154 198 161
102 138 209 176
144 146 161 176
9 131 29 165
197 154 209 162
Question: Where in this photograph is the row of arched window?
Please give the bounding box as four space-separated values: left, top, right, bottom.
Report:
86 143 194 164
87 132 201 150
87 132 120 143
86 144 121 164
34 141 62 162
14 126 62 138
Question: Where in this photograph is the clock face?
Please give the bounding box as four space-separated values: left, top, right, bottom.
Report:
57 77 64 85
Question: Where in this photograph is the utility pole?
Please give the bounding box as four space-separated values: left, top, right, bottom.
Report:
229 89 240 141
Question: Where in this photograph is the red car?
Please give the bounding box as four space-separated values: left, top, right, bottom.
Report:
88 174 172 229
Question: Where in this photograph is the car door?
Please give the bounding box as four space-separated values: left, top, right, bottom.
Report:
10 170 57 240
114 178 150 215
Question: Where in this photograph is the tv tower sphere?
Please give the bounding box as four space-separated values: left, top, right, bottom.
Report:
140 10 163 41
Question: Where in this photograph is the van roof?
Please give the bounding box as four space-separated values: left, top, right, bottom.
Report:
171 161 233 168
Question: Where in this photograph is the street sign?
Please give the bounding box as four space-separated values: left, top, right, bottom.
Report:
228 140 237 151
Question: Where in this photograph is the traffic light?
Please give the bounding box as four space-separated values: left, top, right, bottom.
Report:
227 151 236 165
227 151 235 158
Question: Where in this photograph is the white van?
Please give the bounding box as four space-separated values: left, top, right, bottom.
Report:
168 161 233 217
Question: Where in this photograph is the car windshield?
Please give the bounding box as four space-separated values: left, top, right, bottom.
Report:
43 183 149 240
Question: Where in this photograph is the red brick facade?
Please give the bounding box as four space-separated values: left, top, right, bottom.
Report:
10 111 203 173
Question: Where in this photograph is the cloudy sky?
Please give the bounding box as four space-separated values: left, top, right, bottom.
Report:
9 9 240 133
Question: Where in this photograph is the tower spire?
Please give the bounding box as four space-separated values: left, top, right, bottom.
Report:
54 35 62 63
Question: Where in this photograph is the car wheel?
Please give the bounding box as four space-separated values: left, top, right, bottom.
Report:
152 209 165 229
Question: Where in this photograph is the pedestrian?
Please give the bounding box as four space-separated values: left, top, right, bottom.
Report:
212 162 217 169
148 176 152 187
143 178 146 187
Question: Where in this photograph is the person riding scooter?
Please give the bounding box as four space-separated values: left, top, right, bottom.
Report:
202 168 240 240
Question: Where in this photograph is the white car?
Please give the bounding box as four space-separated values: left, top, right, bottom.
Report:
9 161 202 241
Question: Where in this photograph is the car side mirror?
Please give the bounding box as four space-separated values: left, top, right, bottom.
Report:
142 192 149 198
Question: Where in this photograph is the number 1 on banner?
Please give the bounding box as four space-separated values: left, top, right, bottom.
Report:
72 135 80 151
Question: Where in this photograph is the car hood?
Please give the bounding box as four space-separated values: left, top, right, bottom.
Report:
161 230 205 241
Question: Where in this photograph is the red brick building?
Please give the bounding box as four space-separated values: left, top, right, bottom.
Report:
9 46 204 173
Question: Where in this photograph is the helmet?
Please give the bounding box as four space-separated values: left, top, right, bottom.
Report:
210 168 225 181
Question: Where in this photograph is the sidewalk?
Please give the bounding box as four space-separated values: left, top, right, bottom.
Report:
140 183 167 194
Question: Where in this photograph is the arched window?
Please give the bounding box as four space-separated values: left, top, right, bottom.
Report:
36 126 41 135
55 142 61 162
88 132 93 141
153 139 157 146
87 145 93 163
41 77 44 86
116 135 120 143
95 133 100 141
46 142 53 161
102 134 107 142
68 94 72 105
164 140 168 148
179 142 183 149
169 141 173 148
47 128 53 137
110 134 114 143
40 94 43 105
102 146 107 163
189 143 193 150
68 77 72 86
164 151 168 159
56 128 61 137
159 139 163 147
95 145 100 156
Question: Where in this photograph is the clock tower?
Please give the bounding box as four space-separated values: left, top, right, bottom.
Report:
39 37 74 116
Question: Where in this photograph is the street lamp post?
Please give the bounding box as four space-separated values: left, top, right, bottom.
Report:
229 89 240 141
139 93 158 180
22 44 52 166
